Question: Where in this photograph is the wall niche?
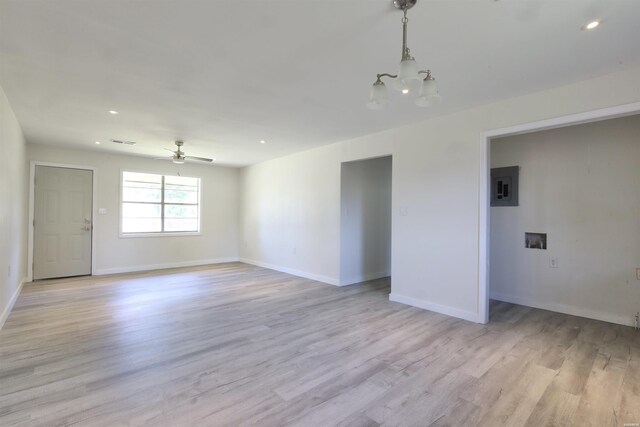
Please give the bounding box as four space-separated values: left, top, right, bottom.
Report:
525 232 547 250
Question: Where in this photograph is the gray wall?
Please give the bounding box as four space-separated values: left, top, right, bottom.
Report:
490 114 640 326
0 85 28 327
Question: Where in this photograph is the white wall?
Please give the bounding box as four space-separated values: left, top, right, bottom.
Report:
239 144 343 284
239 66 640 323
239 131 395 285
27 144 239 275
0 85 28 328
340 156 392 286
490 115 640 326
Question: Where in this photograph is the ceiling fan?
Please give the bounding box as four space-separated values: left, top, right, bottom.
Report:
157 141 213 164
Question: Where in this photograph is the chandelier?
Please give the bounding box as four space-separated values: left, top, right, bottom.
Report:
366 0 442 109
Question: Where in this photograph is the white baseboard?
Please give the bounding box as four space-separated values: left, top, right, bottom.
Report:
389 292 482 323
239 258 339 286
93 257 240 276
490 291 635 327
0 277 27 330
340 271 391 286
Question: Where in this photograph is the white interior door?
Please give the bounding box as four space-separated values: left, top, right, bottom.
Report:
33 166 93 280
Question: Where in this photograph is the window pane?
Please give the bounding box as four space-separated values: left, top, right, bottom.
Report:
122 218 162 233
122 172 200 234
122 187 162 203
165 175 198 188
164 218 199 232
164 204 198 219
165 176 199 203
165 189 198 204
123 172 162 185
123 172 162 203
123 203 161 218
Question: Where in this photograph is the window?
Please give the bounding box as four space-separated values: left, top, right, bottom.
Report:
121 171 200 234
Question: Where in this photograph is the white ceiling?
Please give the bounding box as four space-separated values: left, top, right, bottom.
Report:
1 0 639 166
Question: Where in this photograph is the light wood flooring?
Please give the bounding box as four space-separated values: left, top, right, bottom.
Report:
1 262 639 426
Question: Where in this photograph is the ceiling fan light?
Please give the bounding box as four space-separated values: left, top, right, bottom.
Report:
172 158 185 164
366 81 390 110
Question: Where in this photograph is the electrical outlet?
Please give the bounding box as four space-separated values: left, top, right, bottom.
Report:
636 268 640 280
549 257 559 268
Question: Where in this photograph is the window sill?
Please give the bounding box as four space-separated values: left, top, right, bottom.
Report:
119 231 202 238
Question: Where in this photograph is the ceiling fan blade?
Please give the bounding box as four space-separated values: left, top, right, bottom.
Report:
163 148 177 153
153 157 172 161
184 156 213 163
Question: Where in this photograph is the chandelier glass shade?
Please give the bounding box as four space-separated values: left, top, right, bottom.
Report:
366 0 442 109
366 80 390 110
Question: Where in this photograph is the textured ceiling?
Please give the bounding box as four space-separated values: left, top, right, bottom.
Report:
1 0 639 166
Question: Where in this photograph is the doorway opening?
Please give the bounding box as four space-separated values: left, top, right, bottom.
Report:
339 156 392 286
28 162 96 281
479 102 640 325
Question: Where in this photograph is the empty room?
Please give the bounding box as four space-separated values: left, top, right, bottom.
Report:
1 0 639 426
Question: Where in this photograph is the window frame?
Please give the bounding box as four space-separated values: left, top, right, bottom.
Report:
119 169 202 238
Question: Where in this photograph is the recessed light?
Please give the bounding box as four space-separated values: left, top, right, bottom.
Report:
108 110 119 115
401 89 410 94
95 141 101 145
582 20 600 30
259 140 266 144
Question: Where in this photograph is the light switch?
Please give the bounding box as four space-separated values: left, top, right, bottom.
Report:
98 208 107 215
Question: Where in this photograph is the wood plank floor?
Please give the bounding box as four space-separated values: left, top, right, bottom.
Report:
1 262 638 426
